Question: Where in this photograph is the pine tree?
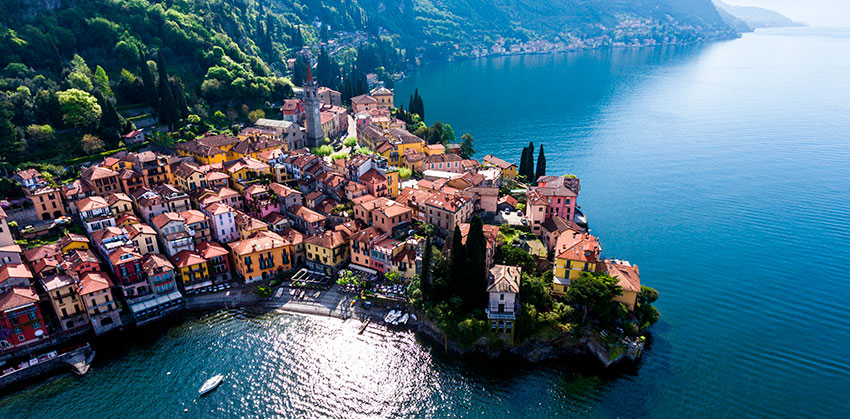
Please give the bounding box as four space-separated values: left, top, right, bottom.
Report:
139 53 157 108
535 144 546 182
98 91 123 149
156 51 178 129
170 77 189 120
460 133 475 159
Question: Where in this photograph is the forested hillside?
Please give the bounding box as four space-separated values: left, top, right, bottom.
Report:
0 0 735 166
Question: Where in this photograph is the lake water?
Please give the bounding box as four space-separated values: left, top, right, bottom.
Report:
3 27 850 417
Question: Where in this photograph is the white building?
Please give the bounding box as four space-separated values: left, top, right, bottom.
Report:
486 264 521 343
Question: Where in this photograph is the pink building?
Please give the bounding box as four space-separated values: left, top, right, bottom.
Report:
526 176 581 235
243 184 281 220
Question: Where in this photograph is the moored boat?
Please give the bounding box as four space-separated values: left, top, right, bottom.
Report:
199 374 224 396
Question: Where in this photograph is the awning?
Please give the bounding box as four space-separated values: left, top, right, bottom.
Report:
129 291 184 314
349 264 378 275
185 281 214 291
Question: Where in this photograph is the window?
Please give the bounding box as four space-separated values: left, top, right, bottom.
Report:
28 312 37 320
18 335 24 342
32 320 41 329
13 327 22 334
500 294 505 300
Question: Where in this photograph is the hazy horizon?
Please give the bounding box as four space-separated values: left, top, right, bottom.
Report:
724 0 850 27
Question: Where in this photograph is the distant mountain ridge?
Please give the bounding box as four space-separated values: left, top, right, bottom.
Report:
714 1 804 30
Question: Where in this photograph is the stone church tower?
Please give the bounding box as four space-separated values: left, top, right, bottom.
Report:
303 65 323 147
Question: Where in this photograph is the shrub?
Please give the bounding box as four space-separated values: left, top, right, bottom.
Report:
343 137 358 147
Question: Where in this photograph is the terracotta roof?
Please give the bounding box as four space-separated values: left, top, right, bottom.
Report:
171 249 207 268
359 168 386 184
206 171 229 181
180 209 207 225
535 175 581 194
482 155 514 170
76 196 109 212
82 165 118 181
396 188 433 208
425 153 462 164
196 241 228 259
40 273 75 291
305 230 347 249
152 212 184 229
0 264 33 283
555 232 601 263
282 99 302 111
0 287 39 311
290 205 326 224
540 216 583 235
230 231 289 256
116 213 141 225
269 183 299 198
374 199 412 218
203 202 234 215
22 243 61 263
498 195 518 208
278 227 305 246
487 265 521 293
58 233 89 249
351 94 378 105
78 272 112 295
108 246 142 266
142 253 174 275
601 260 641 293
15 168 41 180
424 192 471 213
106 192 132 206
125 222 157 238
224 157 269 173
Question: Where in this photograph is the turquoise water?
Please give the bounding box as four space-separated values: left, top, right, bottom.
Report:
2 27 850 417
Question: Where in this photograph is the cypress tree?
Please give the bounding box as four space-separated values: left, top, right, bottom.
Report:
519 145 529 180
525 141 535 180
156 51 178 129
535 144 546 182
420 236 433 300
139 53 157 108
465 216 488 309
170 77 189 120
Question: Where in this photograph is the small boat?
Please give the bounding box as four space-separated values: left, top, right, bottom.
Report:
399 313 409 325
298 290 306 299
198 374 224 396
289 288 296 296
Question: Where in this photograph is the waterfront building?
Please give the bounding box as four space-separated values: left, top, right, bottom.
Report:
181 209 212 244
486 265 521 343
539 216 584 253
196 241 230 282
0 287 48 350
230 231 292 283
171 250 210 287
482 154 517 178
599 259 641 311
279 227 306 267
78 272 121 335
526 176 581 234
41 274 88 331
141 253 177 296
304 230 348 276
552 231 601 296
424 154 463 174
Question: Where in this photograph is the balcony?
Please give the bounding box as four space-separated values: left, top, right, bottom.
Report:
485 308 516 320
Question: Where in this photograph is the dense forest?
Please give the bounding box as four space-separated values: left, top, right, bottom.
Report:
0 0 736 166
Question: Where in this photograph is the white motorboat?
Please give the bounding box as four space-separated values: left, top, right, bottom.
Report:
198 374 224 396
399 313 409 325
289 289 296 295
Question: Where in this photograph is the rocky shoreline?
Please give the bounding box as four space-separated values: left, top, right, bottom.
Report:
410 313 644 368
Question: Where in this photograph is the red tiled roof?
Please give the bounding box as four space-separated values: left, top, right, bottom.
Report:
78 272 112 295
171 249 207 268
0 287 39 311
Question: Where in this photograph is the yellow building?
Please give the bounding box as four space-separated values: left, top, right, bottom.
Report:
482 154 517 178
600 260 641 311
552 232 601 296
41 274 88 331
175 135 240 165
305 230 349 276
106 192 134 217
172 161 207 193
171 249 210 285
230 231 293 283
227 135 285 161
224 157 271 193
386 169 400 198
58 234 90 254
